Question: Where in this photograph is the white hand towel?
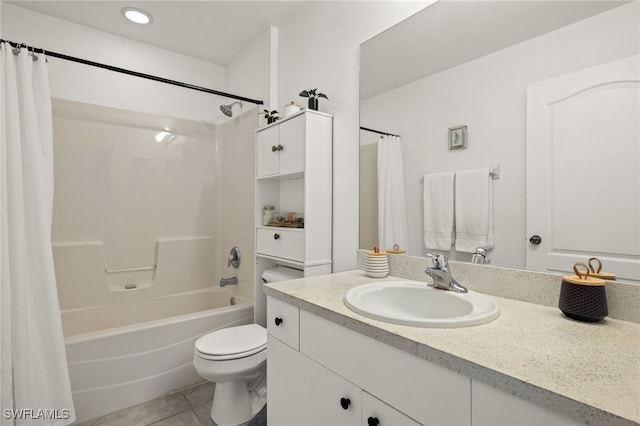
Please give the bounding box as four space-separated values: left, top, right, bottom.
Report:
455 168 494 253
423 172 455 250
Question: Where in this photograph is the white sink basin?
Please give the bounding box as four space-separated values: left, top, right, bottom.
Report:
344 281 500 328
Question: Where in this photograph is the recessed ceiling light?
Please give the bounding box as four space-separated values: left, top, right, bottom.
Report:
121 7 153 25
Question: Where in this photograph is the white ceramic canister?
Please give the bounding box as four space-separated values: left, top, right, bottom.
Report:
284 101 301 117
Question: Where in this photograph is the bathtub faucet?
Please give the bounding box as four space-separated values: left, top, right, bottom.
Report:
220 276 238 287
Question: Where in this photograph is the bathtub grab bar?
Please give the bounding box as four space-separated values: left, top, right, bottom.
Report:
105 265 156 274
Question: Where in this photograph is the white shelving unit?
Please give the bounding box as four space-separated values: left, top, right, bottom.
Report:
253 110 333 326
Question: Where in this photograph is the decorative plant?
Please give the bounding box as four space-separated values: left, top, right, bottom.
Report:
299 89 328 111
260 109 279 124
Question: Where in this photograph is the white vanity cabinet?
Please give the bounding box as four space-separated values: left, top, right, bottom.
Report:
266 296 467 426
471 381 584 426
267 295 588 426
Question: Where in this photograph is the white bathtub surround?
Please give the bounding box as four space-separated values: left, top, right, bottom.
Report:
0 43 75 424
266 259 640 425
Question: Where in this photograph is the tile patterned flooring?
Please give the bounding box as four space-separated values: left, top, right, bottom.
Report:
76 382 219 426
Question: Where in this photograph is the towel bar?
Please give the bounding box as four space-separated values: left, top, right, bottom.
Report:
421 164 500 182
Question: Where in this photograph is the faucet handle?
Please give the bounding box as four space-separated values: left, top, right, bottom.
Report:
427 252 448 269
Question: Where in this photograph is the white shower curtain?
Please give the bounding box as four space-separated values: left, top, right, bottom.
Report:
377 135 408 252
1 43 75 425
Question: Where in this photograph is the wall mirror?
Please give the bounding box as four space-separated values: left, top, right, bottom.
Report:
359 0 639 282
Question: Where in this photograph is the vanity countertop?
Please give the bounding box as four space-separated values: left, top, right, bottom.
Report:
263 270 640 426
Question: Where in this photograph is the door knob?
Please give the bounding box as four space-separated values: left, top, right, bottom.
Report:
529 235 542 245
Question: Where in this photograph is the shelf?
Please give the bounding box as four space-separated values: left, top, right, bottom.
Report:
257 225 304 232
256 171 304 181
255 253 304 269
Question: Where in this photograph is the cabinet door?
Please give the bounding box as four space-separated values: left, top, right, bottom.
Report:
362 392 421 426
256 125 279 177
267 296 300 350
267 335 360 426
278 114 306 175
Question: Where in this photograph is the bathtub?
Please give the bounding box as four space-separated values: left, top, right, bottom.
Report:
63 287 253 423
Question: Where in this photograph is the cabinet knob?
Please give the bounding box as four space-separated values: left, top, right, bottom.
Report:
277 144 284 151
529 235 542 245
271 145 278 152
367 417 380 426
273 233 280 240
340 397 351 410
274 317 283 326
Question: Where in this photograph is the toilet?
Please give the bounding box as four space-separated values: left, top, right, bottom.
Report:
193 266 303 426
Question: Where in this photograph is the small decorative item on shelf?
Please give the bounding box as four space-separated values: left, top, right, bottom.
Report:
365 246 389 278
260 109 280 124
299 88 328 111
284 101 301 117
263 205 275 226
268 212 304 228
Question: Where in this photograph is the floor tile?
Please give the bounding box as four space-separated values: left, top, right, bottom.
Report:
89 393 191 426
149 410 203 426
191 401 216 426
183 382 215 409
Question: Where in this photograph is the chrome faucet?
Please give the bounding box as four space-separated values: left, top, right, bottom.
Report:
425 253 468 293
471 247 490 264
220 276 238 287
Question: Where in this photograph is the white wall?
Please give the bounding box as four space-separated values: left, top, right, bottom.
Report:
2 3 227 122
361 2 639 268
276 1 429 271
227 26 275 118
3 1 433 275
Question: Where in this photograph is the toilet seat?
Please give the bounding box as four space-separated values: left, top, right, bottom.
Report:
195 324 267 361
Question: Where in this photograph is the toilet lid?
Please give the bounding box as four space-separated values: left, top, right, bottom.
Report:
195 324 266 357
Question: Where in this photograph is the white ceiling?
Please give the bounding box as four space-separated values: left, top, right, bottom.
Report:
6 1 304 65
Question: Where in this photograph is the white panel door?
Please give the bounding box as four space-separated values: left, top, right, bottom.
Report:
526 55 640 281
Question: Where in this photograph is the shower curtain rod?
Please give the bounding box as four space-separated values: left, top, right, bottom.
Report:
360 126 400 138
0 39 264 105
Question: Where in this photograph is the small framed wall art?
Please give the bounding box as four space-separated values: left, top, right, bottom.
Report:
448 125 467 150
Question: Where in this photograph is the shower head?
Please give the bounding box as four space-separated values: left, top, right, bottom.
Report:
220 101 243 117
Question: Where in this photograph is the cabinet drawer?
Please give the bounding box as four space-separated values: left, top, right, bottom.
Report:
267 296 300 350
362 392 420 426
300 310 471 425
256 228 304 262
